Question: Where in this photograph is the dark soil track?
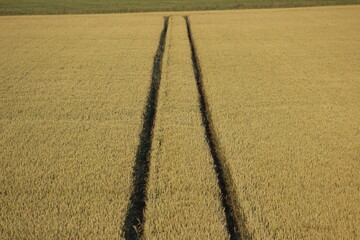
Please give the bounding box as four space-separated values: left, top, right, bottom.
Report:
185 16 251 240
122 17 169 240
123 16 250 240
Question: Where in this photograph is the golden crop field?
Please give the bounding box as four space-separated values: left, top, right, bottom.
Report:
190 5 360 239
1 5 360 240
0 14 163 238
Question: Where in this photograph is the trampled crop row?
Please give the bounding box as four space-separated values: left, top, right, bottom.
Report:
144 17 229 239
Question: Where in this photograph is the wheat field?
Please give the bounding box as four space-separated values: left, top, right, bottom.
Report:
1 5 360 240
190 5 360 239
0 14 163 238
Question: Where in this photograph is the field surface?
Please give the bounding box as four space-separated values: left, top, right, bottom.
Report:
190 5 360 239
1 0 360 15
1 5 360 240
0 14 163 238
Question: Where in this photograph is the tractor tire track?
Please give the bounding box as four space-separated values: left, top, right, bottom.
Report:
122 16 169 240
185 16 251 240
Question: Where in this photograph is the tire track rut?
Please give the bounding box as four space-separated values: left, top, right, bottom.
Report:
185 16 251 240
122 17 169 240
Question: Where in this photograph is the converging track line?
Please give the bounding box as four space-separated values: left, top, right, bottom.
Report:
185 16 251 240
122 17 169 240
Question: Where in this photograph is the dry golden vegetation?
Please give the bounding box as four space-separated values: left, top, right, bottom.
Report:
144 16 229 239
1 5 360 240
189 5 360 239
0 14 163 238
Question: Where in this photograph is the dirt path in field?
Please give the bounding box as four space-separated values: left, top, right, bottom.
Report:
185 16 251 240
123 15 250 240
122 17 169 239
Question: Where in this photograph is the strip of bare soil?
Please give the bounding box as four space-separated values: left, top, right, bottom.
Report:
122 16 169 240
185 16 251 240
